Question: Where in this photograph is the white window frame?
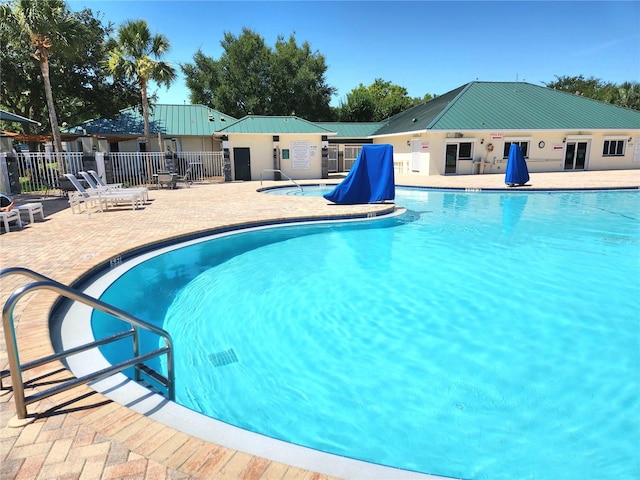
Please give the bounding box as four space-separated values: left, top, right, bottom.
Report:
602 137 627 157
502 137 532 158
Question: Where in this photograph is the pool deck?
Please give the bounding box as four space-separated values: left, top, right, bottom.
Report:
1 169 639 480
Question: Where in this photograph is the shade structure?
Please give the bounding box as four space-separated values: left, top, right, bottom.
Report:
505 143 530 186
324 144 395 204
0 109 41 125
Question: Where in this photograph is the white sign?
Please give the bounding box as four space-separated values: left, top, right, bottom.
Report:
291 140 310 169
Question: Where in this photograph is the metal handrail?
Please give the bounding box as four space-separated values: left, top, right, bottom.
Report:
260 169 303 192
0 267 175 421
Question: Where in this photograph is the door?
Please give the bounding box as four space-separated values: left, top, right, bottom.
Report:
411 139 421 172
233 147 251 181
564 142 588 170
445 144 457 174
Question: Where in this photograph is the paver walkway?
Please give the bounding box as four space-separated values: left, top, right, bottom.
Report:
1 169 638 480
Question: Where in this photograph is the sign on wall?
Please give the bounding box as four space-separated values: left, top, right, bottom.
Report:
291 140 310 169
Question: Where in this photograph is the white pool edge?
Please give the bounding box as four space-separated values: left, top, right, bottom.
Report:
59 214 453 480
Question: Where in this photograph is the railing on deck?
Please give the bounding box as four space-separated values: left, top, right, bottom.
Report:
0 151 224 193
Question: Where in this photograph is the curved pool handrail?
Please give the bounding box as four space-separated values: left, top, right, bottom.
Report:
260 169 303 192
0 266 175 422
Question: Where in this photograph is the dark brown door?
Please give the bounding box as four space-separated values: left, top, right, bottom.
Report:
233 148 251 181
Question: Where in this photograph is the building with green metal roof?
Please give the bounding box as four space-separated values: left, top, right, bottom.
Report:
54 81 639 180
64 104 235 154
214 116 337 180
371 82 640 176
314 122 383 172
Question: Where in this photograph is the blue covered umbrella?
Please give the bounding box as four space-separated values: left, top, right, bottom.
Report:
505 143 530 187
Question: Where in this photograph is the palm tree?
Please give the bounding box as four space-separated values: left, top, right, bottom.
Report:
106 20 176 152
618 82 640 111
1 0 80 171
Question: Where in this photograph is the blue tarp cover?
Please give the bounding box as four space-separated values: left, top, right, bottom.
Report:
505 143 530 186
324 144 395 204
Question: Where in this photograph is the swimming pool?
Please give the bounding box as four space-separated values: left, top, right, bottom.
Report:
72 187 639 479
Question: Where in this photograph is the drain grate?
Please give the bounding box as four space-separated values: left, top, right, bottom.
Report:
209 348 238 367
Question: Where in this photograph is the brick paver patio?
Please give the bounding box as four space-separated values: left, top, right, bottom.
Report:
1 169 638 480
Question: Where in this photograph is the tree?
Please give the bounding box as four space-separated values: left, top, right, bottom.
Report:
106 20 176 150
544 75 639 110
269 34 334 120
182 49 219 107
615 81 640 111
1 0 82 161
182 28 335 120
337 86 375 122
213 28 272 117
338 79 415 122
410 93 434 106
1 4 139 138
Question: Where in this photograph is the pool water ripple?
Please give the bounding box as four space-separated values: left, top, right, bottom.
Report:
92 189 640 480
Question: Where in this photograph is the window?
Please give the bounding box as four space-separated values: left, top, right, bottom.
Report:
503 141 529 158
444 142 473 174
602 140 625 156
458 142 472 159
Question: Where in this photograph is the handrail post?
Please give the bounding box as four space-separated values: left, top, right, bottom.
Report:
167 341 175 400
133 327 141 383
2 300 27 419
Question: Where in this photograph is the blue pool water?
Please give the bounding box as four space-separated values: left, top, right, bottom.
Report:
92 188 640 480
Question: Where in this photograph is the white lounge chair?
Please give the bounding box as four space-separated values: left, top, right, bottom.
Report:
64 174 144 213
80 171 149 202
0 209 23 233
87 170 122 189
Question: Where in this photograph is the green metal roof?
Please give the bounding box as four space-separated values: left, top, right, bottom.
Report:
373 86 466 135
66 104 235 136
374 82 640 135
217 115 335 134
0 109 41 125
316 122 382 137
63 83 640 140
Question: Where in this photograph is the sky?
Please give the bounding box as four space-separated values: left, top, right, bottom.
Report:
67 0 640 107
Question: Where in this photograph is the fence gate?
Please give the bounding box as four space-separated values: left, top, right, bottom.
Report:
343 145 362 171
327 145 338 173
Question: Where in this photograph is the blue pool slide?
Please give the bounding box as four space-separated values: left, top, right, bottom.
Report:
324 144 395 204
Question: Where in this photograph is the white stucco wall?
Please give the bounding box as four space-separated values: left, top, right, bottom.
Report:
375 129 640 176
278 134 324 180
228 134 324 181
179 136 218 152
